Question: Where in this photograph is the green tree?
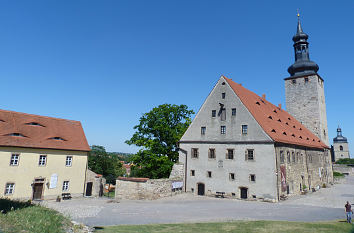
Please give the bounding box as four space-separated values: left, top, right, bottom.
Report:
126 104 194 178
88 145 125 184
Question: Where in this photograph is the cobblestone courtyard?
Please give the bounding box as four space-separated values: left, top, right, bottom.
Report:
45 176 354 226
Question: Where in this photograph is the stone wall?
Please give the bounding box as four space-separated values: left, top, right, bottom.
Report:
285 75 329 146
85 169 105 197
333 164 354 176
275 144 333 197
115 177 183 200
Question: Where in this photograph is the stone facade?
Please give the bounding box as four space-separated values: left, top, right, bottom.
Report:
285 75 329 146
333 164 354 176
85 169 105 197
333 141 350 161
275 144 333 197
115 177 183 200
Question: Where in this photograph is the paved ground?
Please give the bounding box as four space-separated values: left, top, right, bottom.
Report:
44 176 354 226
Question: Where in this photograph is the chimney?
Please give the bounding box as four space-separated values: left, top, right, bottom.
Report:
278 103 282 109
262 94 266 100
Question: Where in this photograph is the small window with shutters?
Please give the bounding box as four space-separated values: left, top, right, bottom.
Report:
245 149 254 161
208 148 216 159
226 149 234 159
191 148 199 159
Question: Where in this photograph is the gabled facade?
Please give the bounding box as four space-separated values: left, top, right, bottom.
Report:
178 76 333 202
0 109 90 200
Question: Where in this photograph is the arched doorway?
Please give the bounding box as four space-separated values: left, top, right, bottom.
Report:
240 187 248 199
197 183 205 196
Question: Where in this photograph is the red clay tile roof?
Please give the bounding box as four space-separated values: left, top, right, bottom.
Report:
0 109 90 151
224 76 328 149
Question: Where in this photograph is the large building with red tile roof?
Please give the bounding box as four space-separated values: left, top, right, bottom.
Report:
177 17 333 202
0 109 90 200
178 75 333 201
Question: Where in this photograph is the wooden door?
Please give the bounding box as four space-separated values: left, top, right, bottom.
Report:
240 187 248 199
32 183 43 200
86 182 93 196
197 183 205 196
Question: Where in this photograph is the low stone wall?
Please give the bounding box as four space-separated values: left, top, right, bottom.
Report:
333 164 354 176
115 177 183 200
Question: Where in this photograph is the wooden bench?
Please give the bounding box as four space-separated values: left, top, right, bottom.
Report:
62 193 72 200
215 192 225 198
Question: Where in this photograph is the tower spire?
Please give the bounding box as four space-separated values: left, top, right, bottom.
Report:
287 13 319 77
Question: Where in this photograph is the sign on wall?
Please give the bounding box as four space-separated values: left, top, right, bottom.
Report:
49 174 58 189
280 165 287 192
172 181 183 189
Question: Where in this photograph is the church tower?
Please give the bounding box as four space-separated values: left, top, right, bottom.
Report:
285 15 329 146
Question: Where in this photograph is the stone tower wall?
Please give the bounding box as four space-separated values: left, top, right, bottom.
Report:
333 142 350 161
285 75 329 145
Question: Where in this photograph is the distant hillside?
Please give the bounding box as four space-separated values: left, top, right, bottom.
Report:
108 152 134 162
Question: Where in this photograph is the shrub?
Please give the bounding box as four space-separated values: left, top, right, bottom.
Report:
336 158 354 164
333 171 344 177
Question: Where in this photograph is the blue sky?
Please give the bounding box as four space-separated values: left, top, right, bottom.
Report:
0 1 353 154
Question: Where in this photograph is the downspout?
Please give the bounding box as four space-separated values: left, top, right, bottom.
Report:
274 144 280 202
83 152 88 197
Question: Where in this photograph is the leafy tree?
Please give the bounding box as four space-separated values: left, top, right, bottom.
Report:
126 104 194 178
88 145 126 184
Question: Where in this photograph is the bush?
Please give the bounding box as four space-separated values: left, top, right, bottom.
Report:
336 158 354 164
333 171 344 177
302 184 307 190
0 198 32 214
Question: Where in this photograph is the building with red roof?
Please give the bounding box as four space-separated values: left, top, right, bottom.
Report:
0 109 90 200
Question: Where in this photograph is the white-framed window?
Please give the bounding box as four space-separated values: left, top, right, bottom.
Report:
242 125 248 134
201 127 206 135
5 183 15 195
39 155 47 166
62 181 70 191
10 154 20 166
221 126 226 134
66 156 73 166
245 149 254 161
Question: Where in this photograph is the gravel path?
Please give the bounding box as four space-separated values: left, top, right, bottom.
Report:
44 176 354 226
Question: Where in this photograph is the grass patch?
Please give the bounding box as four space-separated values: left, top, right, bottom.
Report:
333 171 345 177
104 191 115 198
95 220 354 233
0 199 72 233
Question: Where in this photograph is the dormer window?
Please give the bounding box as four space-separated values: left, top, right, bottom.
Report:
268 116 273 120
0 119 4 122
25 122 45 127
49 137 66 141
6 133 26 137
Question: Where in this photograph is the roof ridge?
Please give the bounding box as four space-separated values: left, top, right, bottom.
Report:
0 109 80 123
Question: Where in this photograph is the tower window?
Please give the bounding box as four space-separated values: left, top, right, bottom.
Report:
221 126 226 134
304 77 309 83
292 79 296 84
212 110 216 117
201 127 206 135
229 173 235 180
222 93 226 99
191 170 195 176
232 108 236 116
340 145 343 151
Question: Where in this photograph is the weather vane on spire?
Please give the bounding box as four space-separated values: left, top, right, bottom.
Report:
297 9 300 18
